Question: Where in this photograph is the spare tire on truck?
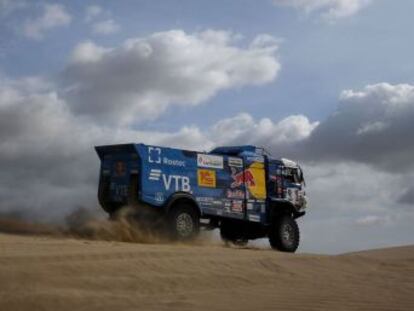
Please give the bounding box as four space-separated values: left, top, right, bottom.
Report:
269 215 300 253
168 202 200 240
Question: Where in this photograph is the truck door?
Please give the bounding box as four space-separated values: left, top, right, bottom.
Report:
95 144 140 212
243 156 267 223
225 156 246 219
267 160 283 199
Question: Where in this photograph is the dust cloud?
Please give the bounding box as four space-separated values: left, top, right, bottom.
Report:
0 206 216 245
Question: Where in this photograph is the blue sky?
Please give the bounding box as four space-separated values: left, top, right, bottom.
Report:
0 0 413 253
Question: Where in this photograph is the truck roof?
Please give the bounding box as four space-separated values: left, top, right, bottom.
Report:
95 143 300 169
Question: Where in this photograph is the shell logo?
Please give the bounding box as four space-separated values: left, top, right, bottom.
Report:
197 169 216 188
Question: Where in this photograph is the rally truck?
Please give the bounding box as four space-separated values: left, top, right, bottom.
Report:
95 144 307 252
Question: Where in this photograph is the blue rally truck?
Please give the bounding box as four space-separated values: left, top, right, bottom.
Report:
95 144 307 252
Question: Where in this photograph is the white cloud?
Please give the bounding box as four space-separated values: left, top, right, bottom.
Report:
210 113 318 148
299 162 414 253
84 5 120 35
23 4 71 40
61 30 280 125
356 121 388 135
70 40 110 63
304 83 414 171
92 19 120 35
85 5 102 22
272 0 373 20
355 215 393 226
0 77 211 218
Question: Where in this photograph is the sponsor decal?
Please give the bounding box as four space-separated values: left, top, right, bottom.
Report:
228 157 243 167
148 146 186 167
212 200 223 206
163 157 185 167
226 189 245 199
149 169 162 181
148 169 191 192
155 192 164 202
248 215 261 222
231 168 255 188
197 154 223 169
196 197 214 202
224 201 231 212
163 175 191 192
197 169 216 188
246 155 264 162
196 197 214 203
231 200 243 213
196 197 214 207
111 184 128 198
114 161 126 176
230 163 266 200
148 147 161 164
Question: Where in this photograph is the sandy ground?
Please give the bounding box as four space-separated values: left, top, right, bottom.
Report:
0 233 413 311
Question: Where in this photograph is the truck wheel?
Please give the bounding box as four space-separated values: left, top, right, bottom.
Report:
269 215 299 253
168 204 200 240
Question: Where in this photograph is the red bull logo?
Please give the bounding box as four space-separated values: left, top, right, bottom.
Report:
230 163 266 199
231 168 255 188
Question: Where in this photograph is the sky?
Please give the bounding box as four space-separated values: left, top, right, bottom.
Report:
0 0 413 254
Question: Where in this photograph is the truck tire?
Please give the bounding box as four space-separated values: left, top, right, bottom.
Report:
168 203 200 240
269 215 299 253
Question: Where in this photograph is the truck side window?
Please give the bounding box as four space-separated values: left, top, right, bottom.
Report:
268 175 277 194
267 162 278 197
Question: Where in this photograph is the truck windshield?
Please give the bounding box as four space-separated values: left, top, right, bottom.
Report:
284 167 303 184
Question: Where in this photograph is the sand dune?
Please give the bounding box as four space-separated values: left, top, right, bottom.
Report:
0 233 413 311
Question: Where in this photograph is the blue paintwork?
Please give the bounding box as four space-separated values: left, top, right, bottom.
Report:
95 143 305 224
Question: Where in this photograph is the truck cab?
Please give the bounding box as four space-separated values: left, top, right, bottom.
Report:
267 158 307 212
